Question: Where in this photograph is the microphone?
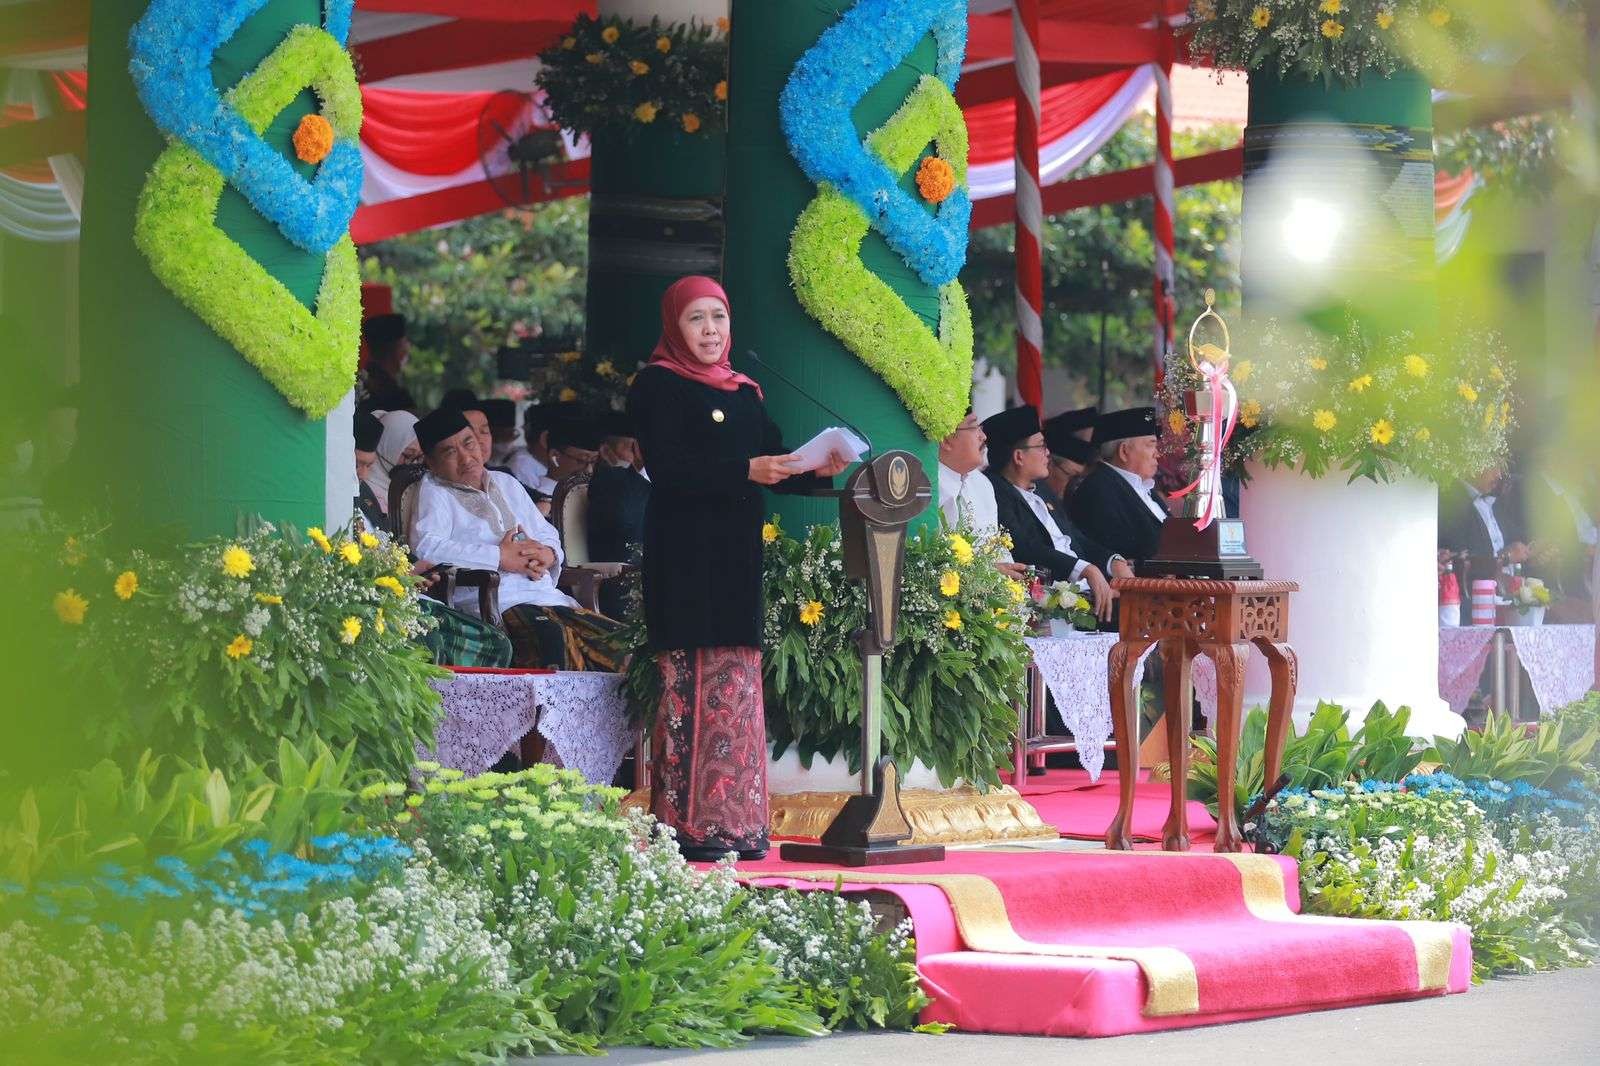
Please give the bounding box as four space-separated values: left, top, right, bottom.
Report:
742 349 875 459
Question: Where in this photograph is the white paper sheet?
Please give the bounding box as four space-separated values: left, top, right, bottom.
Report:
790 426 868 473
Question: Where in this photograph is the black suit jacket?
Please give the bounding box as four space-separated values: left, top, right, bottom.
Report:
588 464 651 562
987 471 1108 583
1438 483 1504 578
1066 463 1166 564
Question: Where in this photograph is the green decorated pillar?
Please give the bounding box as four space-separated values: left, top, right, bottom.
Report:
79 0 360 540
723 0 972 533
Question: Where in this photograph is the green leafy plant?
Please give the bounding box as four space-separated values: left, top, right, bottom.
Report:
536 14 729 138
618 522 1027 788
1189 700 1428 821
1426 709 1600 789
19 521 445 783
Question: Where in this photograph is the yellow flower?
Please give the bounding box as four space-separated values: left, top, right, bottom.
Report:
1370 419 1395 446
1414 427 1432 443
53 589 88 625
761 521 780 544
375 575 406 596
309 527 333 553
62 536 85 566
594 360 615 377
1499 401 1511 427
1320 19 1344 39
714 80 728 102
1232 359 1253 384
1006 579 1026 604
1482 404 1495 429
561 35 576 50
340 616 363 645
1457 382 1479 404
656 35 672 53
1075 595 1091 612
798 601 824 627
558 387 579 403
1239 399 1262 429
1347 374 1372 393
224 634 253 660
255 592 284 605
1167 409 1186 436
1403 354 1429 378
375 609 387 636
1489 365 1505 383
948 533 974 567
340 542 362 565
633 101 659 123
998 532 1014 550
630 59 650 76
1308 356 1328 371
359 531 380 549
1251 5 1271 29
558 350 583 364
939 571 960 597
601 25 620 44
1312 409 1337 433
221 544 255 578
681 112 701 134
942 609 963 632
1319 0 1342 13
585 51 603 65
1428 7 1451 28
114 570 139 601
1376 10 1395 30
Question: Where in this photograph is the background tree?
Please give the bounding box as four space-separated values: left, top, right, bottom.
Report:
360 200 589 407
961 117 1242 409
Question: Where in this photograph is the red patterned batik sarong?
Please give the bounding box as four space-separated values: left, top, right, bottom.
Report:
650 646 769 854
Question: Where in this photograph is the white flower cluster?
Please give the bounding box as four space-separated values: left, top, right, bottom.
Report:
745 887 916 987
0 857 512 1048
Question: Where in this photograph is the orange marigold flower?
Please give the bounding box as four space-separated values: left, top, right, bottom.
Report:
915 156 956 204
715 80 729 102
681 112 702 133
292 114 335 165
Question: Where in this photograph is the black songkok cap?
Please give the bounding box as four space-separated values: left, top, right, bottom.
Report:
980 405 1042 463
353 411 384 452
1092 406 1159 445
361 313 407 348
1045 405 1098 436
547 415 603 452
438 388 481 413
597 411 635 440
480 398 516 429
415 408 471 455
1049 434 1098 465
523 399 583 436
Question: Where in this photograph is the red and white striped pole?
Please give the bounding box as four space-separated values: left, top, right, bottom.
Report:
1012 0 1044 409
1152 22 1176 387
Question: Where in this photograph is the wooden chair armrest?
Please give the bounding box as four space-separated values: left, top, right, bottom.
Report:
557 562 630 613
450 568 503 628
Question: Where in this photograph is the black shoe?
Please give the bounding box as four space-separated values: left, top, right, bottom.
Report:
737 847 769 861
678 844 737 862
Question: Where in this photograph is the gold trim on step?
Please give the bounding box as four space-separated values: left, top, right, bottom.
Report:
768 785 1060 845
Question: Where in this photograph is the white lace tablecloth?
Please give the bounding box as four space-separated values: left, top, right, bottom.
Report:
1509 624 1595 715
1024 633 1154 781
1439 627 1497 714
424 671 633 784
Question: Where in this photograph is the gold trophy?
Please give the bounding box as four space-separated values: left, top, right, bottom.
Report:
1141 290 1263 580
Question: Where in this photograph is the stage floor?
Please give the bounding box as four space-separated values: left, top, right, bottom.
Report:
736 770 1472 1038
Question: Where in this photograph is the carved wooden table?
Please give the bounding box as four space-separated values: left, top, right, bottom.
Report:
1105 577 1300 853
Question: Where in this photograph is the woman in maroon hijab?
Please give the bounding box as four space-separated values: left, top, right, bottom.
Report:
627 276 849 861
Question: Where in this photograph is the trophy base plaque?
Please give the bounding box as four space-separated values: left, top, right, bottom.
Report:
1140 516 1264 580
779 759 946 866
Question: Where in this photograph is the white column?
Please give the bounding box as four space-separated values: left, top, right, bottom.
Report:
325 389 355 530
1240 462 1465 740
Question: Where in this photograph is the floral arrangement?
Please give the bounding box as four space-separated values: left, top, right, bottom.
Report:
1259 777 1600 976
1509 576 1553 613
787 74 974 441
28 522 443 782
1163 314 1514 483
780 0 970 287
1030 578 1097 630
1187 1 1474 85
617 521 1027 788
133 20 363 418
535 14 729 138
524 346 643 411
129 0 362 255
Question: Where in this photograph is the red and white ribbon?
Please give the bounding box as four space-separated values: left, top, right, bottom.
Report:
1169 364 1238 531
1012 0 1044 409
1151 32 1176 384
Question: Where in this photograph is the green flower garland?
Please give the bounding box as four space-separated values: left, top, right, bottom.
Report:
787 76 974 441
134 25 362 419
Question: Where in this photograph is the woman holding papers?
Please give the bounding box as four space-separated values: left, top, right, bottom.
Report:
628 275 851 861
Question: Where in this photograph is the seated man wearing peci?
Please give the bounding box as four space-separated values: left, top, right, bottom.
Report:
410 407 619 671
1068 406 1169 569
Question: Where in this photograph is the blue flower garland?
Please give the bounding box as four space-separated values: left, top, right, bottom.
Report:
779 0 970 287
129 0 361 255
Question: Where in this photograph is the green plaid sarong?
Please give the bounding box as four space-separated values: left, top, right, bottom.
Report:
418 599 514 668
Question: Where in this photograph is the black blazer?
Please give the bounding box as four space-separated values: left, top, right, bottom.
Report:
1438 483 1504 578
628 366 826 651
987 471 1109 582
1067 463 1166 564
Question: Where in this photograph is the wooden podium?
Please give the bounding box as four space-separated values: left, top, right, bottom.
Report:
1104 577 1299 853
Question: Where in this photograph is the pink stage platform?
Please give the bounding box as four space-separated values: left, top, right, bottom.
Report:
738 770 1472 1037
